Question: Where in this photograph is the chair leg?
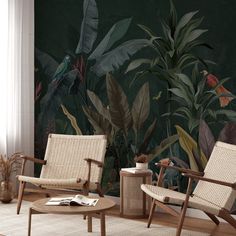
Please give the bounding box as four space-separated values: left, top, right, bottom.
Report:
176 177 193 236
204 212 220 225
96 184 104 197
17 181 26 214
176 202 188 236
219 210 236 229
147 199 156 228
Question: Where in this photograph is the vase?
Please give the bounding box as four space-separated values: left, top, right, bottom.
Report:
0 180 14 203
136 162 148 170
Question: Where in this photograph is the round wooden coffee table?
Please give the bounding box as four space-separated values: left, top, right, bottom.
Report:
28 196 116 236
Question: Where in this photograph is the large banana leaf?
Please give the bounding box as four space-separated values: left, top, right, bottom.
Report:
88 18 132 60
91 39 152 76
176 125 208 171
87 90 110 121
106 74 132 134
61 105 83 135
198 119 215 159
35 48 59 81
76 0 98 54
131 82 150 138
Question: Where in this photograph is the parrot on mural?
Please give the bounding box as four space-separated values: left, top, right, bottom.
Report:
53 55 71 79
202 70 233 107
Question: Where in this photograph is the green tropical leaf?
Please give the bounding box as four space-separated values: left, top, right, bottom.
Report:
125 58 152 74
174 107 192 119
215 110 236 121
174 11 199 39
89 18 132 60
168 88 192 107
106 73 132 134
131 82 150 137
176 54 196 70
168 0 177 35
175 125 208 171
161 20 174 49
179 29 208 52
61 105 82 135
76 0 98 54
176 73 195 94
176 17 203 48
148 134 179 162
87 90 110 121
137 24 158 39
91 39 152 76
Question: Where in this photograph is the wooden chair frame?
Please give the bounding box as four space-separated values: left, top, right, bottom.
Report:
146 162 236 236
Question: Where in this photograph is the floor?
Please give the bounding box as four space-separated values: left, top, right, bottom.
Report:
22 193 236 236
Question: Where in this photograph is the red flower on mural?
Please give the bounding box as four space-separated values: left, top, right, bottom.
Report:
203 70 233 107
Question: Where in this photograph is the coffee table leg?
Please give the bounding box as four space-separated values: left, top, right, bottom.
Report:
87 215 92 232
28 208 32 236
100 212 105 236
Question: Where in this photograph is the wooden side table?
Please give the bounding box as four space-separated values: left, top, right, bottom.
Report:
28 196 115 236
120 170 152 218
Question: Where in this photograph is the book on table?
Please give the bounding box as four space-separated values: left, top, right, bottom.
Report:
45 194 99 206
121 167 151 173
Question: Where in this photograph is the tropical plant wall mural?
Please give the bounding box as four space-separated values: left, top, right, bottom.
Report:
35 0 236 204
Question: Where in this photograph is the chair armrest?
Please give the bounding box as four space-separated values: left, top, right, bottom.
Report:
21 156 47 165
155 162 204 176
19 156 46 176
182 173 236 190
84 158 103 167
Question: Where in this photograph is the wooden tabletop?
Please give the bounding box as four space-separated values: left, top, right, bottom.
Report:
31 196 116 215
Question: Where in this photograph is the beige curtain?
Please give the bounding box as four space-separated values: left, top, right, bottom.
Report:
0 0 34 181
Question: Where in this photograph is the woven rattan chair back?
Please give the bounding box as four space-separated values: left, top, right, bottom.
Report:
193 141 236 211
40 134 107 184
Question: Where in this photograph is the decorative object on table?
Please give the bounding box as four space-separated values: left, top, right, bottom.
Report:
134 154 148 170
0 153 22 203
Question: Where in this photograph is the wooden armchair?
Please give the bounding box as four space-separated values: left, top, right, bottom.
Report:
141 141 236 236
17 134 107 214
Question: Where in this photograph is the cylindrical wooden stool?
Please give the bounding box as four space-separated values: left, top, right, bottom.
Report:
120 170 152 218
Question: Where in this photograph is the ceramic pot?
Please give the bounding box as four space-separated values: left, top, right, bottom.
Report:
0 180 14 203
136 162 148 170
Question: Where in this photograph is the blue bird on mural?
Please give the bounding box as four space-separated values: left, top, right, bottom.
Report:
53 55 71 79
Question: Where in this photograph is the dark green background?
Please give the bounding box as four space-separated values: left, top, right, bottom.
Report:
35 0 236 202
35 0 236 81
